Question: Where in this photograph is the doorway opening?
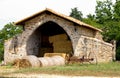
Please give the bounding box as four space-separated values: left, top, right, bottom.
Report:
26 21 73 57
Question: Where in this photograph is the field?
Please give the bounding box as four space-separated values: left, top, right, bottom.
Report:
0 62 120 77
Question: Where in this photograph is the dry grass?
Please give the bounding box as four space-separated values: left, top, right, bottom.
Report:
0 62 120 77
13 55 41 68
13 59 31 68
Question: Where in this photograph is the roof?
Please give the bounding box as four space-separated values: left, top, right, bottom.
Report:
15 8 102 32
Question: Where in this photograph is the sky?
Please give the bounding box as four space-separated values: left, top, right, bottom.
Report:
0 0 97 29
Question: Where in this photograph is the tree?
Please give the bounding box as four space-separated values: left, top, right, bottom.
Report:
83 14 102 29
95 0 113 24
95 0 120 60
0 22 22 61
113 0 120 21
113 0 120 60
87 14 96 21
102 21 120 42
70 7 83 21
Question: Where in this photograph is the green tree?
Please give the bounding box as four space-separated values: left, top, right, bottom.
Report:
102 21 120 41
113 0 120 60
113 0 120 21
0 22 22 61
83 14 102 28
95 0 120 60
70 7 83 21
95 0 113 24
87 14 96 21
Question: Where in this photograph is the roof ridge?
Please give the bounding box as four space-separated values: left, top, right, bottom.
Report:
15 8 102 32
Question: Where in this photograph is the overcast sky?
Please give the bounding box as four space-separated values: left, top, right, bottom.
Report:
0 0 98 29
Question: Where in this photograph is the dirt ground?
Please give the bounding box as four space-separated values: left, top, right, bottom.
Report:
1 73 118 78
0 73 94 78
0 68 118 78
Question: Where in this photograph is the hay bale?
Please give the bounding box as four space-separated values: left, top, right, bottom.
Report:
44 53 70 63
49 34 67 42
44 57 54 66
38 57 54 67
53 41 72 53
38 56 65 67
13 58 31 68
23 55 41 67
44 53 70 62
19 59 31 68
51 56 65 65
44 53 68 59
38 57 49 67
13 58 21 67
49 34 72 53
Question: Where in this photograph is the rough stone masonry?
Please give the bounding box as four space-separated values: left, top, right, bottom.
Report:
4 8 116 64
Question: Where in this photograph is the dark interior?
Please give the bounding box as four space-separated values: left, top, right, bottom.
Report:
27 21 73 57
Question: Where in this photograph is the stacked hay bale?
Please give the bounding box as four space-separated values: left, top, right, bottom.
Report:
49 34 72 53
54 41 72 53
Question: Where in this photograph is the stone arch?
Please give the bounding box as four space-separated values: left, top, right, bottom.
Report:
26 21 74 57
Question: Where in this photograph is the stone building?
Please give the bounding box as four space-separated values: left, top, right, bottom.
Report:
4 8 115 63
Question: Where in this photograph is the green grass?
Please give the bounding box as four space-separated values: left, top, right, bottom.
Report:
1 62 120 76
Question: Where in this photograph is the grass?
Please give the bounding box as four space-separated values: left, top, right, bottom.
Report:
0 62 120 77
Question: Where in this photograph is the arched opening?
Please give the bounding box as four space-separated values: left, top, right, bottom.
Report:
26 21 73 57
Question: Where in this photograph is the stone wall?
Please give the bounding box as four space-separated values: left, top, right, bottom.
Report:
4 36 27 63
26 29 41 56
4 13 114 63
74 36 114 63
16 13 100 54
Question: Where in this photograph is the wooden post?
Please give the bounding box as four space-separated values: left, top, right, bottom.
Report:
111 40 116 61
